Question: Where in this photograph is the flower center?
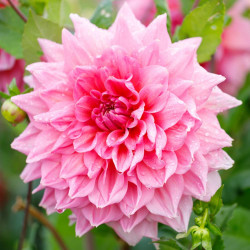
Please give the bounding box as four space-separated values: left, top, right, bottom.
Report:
91 92 131 131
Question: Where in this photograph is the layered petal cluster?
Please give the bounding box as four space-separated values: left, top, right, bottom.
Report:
213 0 250 95
116 0 183 33
0 49 25 93
12 5 240 246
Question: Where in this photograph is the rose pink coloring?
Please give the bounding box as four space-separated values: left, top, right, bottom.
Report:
213 0 250 95
11 5 240 245
0 49 25 93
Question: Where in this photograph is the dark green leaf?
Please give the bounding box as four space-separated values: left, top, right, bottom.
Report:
213 237 225 250
223 207 250 250
213 204 237 231
46 0 72 27
8 79 20 96
154 0 171 35
0 7 27 58
22 10 62 65
159 239 182 250
90 0 116 29
207 222 222 236
209 185 224 216
175 0 225 63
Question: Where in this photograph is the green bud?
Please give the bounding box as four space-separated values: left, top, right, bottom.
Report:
195 216 203 226
1 99 26 125
193 200 207 215
201 228 212 250
191 227 202 250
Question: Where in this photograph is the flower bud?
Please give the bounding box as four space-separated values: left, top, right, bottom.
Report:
193 200 207 215
1 99 26 125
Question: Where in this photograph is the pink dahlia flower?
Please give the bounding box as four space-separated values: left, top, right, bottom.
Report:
213 0 250 95
0 49 25 93
12 5 240 245
116 0 183 33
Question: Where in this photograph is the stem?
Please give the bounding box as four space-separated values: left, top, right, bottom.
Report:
6 0 27 22
17 182 32 250
13 197 68 250
201 208 209 229
192 0 200 10
85 231 95 250
121 241 130 250
210 55 215 73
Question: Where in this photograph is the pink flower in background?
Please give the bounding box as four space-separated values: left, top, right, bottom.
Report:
116 0 183 33
11 4 240 245
0 49 25 93
213 0 250 95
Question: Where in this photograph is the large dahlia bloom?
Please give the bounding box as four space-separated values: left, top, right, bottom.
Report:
213 0 250 95
12 5 240 245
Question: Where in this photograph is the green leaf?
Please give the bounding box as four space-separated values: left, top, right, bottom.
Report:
90 0 116 29
154 0 171 35
0 7 27 58
223 207 250 250
180 0 195 15
207 222 222 236
22 10 62 65
201 229 212 250
209 185 223 217
159 239 183 250
28 0 47 15
242 8 250 19
46 0 72 27
8 79 21 96
175 0 225 63
0 92 10 100
224 0 237 10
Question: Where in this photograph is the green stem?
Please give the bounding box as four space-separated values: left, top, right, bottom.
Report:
201 208 209 229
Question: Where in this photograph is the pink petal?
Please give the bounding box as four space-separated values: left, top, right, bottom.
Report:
62 29 92 72
137 161 166 188
73 126 98 153
82 204 123 227
38 39 64 62
83 151 106 178
139 84 169 113
112 144 133 173
75 96 99 122
147 175 184 217
70 14 112 56
142 14 171 50
57 153 84 179
119 179 154 216
88 166 128 207
107 129 129 147
154 93 186 130
120 208 148 232
68 175 96 198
